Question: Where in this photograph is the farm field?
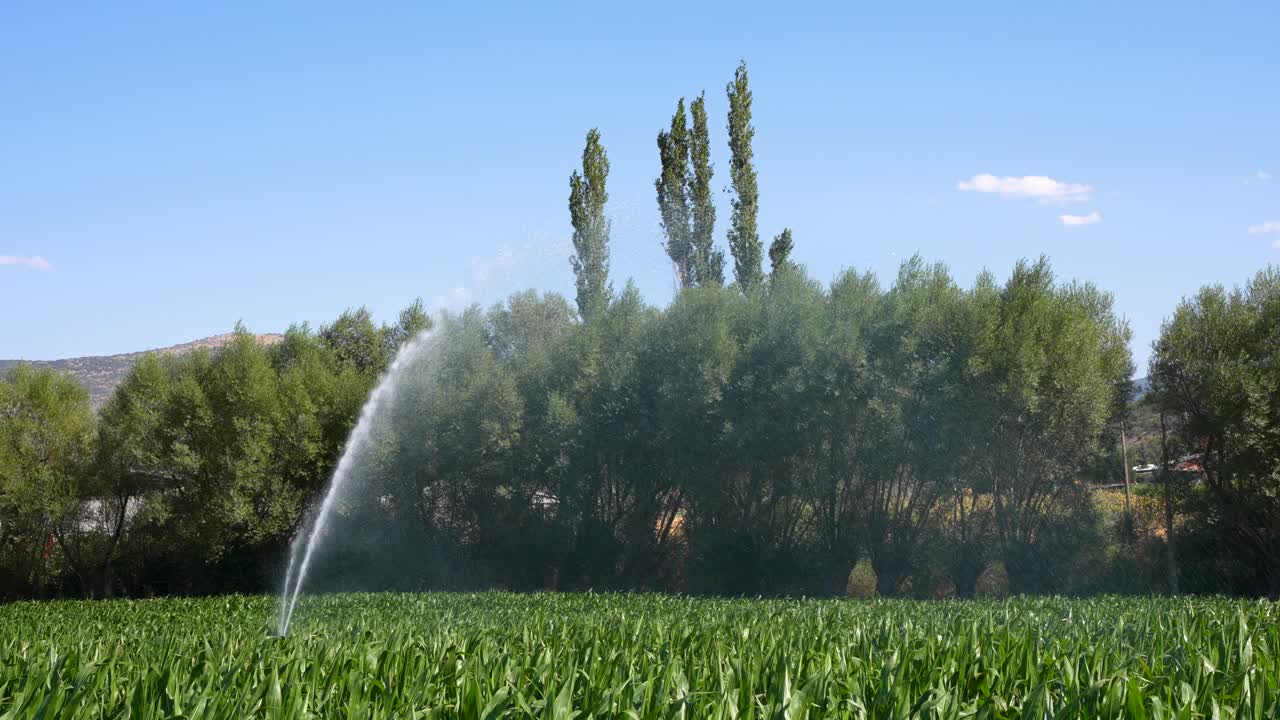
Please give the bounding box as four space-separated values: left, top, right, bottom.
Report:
1 593 1277 719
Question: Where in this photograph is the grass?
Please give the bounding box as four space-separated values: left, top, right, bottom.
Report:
1 593 1276 718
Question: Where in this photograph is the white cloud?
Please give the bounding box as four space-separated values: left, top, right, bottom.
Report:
1060 211 1102 226
0 255 52 270
1258 170 1273 182
957 173 1093 204
1248 220 1280 234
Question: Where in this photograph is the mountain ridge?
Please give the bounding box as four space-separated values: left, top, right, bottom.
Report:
0 333 283 408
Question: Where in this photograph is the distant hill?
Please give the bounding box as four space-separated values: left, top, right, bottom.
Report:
0 333 283 408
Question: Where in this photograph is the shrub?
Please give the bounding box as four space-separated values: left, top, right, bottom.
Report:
846 558 877 598
975 561 1010 598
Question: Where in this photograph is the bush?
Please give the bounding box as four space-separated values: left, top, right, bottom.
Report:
975 562 1010 598
846 558 877 598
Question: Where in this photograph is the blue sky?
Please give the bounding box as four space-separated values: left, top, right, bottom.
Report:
2 2 1277 372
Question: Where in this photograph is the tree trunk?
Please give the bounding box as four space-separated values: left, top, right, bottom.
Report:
872 553 905 597
101 561 117 598
952 547 983 599
1159 410 1178 594
1120 422 1134 541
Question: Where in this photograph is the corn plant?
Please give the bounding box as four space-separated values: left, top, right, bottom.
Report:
0 593 1276 718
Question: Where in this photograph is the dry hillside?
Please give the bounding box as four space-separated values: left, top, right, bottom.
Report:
0 333 283 408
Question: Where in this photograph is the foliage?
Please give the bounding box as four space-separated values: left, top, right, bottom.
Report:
0 255 1162 599
2 593 1278 718
0 366 95 520
0 366 94 598
967 258 1134 592
687 92 723 287
769 228 794 276
846 559 876 598
568 128 612 319
70 307 428 596
725 61 761 290
320 308 388 376
385 297 431 356
0 333 283 409
658 91 728 290
974 562 1010 598
656 98 693 287
1149 265 1280 594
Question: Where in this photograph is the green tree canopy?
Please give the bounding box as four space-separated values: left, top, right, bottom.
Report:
0 365 94 596
1149 265 1280 594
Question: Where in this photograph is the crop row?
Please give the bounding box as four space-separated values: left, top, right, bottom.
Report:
1 594 1277 718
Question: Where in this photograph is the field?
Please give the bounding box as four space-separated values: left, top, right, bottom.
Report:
1 594 1277 719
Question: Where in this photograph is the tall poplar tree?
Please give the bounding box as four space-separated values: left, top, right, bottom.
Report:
656 100 693 287
569 128 611 319
726 62 761 290
768 228 794 276
688 92 723 286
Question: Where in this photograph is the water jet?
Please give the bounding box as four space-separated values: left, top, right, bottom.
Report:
276 330 435 635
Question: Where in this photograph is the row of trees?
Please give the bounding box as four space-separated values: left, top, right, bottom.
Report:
337 257 1135 597
3 263 1277 599
5 254 1147 598
0 307 425 598
569 62 792 321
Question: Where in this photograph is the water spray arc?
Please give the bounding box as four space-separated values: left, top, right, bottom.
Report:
276 331 434 636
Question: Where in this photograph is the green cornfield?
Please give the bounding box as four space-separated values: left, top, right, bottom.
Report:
1 593 1277 718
